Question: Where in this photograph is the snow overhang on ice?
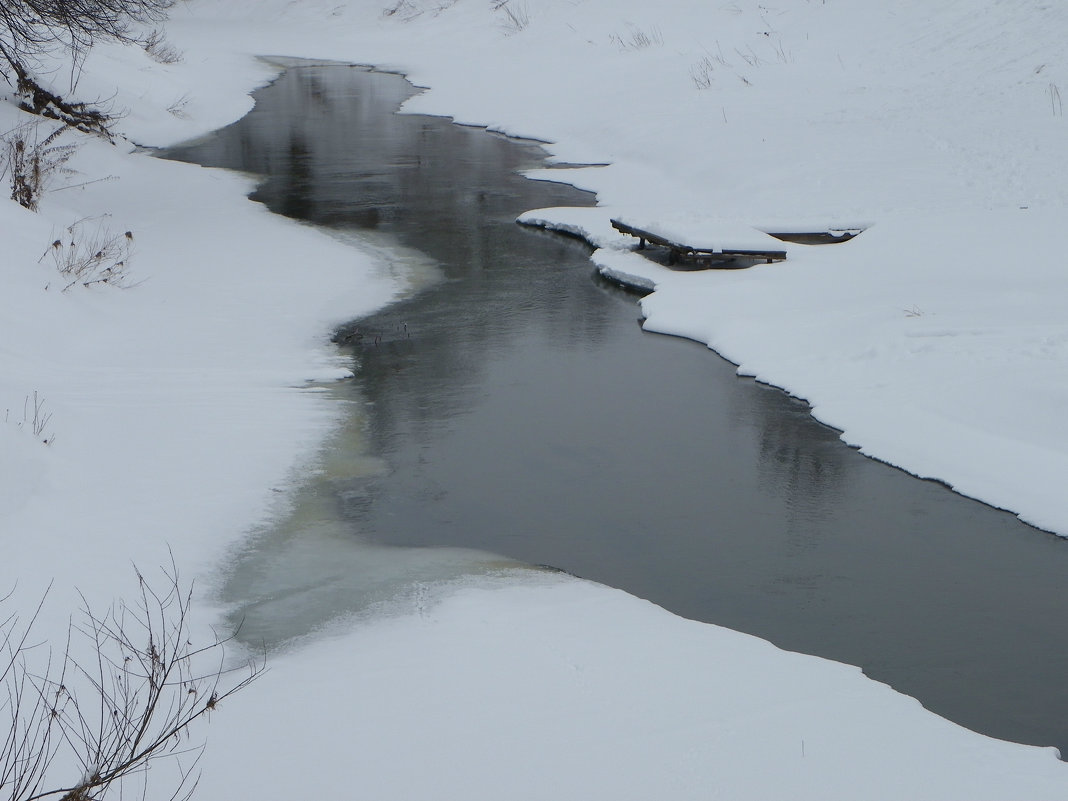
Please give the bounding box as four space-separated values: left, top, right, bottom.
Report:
612 212 789 253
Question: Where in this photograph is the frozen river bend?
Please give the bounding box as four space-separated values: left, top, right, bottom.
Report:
165 63 1068 760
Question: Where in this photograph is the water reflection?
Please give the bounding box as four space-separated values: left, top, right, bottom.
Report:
743 382 848 531
164 62 1068 755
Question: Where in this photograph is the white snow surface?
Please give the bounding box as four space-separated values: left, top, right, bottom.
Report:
609 213 789 252
2 0 1068 798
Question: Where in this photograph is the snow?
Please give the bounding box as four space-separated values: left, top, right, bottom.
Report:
2 0 1068 799
609 213 789 253
201 577 1068 801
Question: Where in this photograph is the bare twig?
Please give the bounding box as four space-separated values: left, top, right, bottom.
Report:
1 561 263 801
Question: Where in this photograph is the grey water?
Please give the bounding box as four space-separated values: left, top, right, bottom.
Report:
164 62 1068 755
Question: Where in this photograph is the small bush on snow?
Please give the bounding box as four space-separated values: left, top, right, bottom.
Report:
494 1 530 35
5 390 54 444
41 218 137 292
1 122 78 211
610 26 664 51
143 28 184 64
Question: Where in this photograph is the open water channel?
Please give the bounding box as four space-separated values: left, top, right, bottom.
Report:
164 62 1068 755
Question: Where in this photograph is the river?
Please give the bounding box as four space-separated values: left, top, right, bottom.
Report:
163 61 1068 755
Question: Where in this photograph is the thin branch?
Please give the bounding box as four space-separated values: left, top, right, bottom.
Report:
3 565 263 801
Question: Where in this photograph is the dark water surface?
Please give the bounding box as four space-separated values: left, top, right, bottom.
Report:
164 63 1068 754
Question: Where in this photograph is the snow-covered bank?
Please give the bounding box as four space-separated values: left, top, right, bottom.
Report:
0 59 401 620
521 203 1068 535
199 577 1068 801
3 0 1068 798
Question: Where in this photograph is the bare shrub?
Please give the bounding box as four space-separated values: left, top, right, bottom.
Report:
0 0 173 135
735 45 765 67
5 391 54 444
40 219 136 292
2 124 79 212
690 56 716 89
382 0 423 21
166 93 191 119
772 38 791 64
611 26 663 51
0 561 263 801
495 1 529 34
24 391 52 443
143 28 182 64
0 0 174 78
